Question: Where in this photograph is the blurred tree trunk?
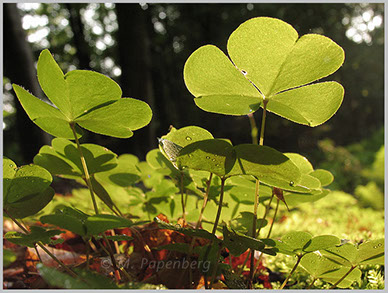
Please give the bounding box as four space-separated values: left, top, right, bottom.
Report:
65 3 91 69
3 3 47 164
116 4 156 158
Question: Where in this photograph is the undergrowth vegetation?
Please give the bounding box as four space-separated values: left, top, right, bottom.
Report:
3 17 384 290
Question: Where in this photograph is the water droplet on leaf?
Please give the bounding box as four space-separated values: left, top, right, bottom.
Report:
289 181 295 186
186 136 192 141
206 156 210 159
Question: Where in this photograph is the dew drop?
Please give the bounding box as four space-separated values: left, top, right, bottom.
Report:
373 245 378 249
289 181 295 186
188 154 193 158
215 164 220 167
186 136 192 141
206 156 210 159
9 164 13 168
212 159 216 162
377 243 382 247
241 69 247 75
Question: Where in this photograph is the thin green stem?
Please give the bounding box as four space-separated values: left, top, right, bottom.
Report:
70 122 99 215
256 193 274 238
306 277 317 289
249 179 260 284
259 100 268 146
267 198 280 238
280 254 303 289
211 177 226 234
248 113 258 145
4 209 78 278
209 244 223 289
36 242 79 278
187 172 213 288
180 171 186 222
203 176 226 289
330 266 356 289
249 100 268 286
196 172 213 230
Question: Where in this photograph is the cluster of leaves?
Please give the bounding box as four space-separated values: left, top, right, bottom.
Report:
3 17 384 290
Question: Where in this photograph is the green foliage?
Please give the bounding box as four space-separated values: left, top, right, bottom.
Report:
4 226 64 247
41 208 135 236
13 49 152 139
37 264 119 289
184 17 344 126
273 231 340 256
3 157 55 219
301 253 362 288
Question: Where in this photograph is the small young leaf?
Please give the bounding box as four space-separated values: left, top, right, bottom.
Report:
4 226 64 248
309 169 334 187
222 225 265 256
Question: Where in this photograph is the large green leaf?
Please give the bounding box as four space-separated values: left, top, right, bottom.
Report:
177 139 236 176
356 239 384 265
74 98 152 138
322 239 384 267
12 85 80 138
228 144 302 190
266 82 344 126
14 49 152 139
300 253 362 288
184 45 262 116
184 17 344 126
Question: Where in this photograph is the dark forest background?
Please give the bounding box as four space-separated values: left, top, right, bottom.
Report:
3 3 384 195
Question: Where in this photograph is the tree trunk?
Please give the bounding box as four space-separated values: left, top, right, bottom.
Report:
116 3 156 158
3 3 47 164
65 3 92 69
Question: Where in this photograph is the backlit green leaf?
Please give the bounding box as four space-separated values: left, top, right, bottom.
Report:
177 139 235 176
229 144 302 190
85 214 134 235
184 17 345 126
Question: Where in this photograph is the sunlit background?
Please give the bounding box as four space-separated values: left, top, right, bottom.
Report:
3 3 384 208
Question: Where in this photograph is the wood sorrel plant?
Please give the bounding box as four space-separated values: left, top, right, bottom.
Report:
3 17 384 290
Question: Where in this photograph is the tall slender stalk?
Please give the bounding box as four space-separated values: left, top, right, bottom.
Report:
267 198 280 238
186 173 213 288
330 266 356 289
280 254 303 289
4 209 78 278
203 176 226 289
248 113 258 145
70 122 99 215
249 100 268 286
211 176 226 235
249 179 260 283
180 171 186 222
252 196 279 278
